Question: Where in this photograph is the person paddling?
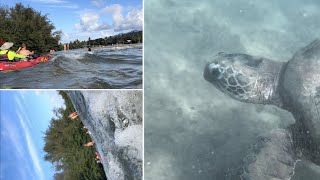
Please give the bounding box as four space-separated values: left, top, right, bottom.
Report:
50 49 55 54
68 112 78 119
16 43 34 57
0 42 26 61
0 40 5 45
84 141 95 147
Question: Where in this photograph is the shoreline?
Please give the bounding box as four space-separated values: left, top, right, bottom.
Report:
67 43 142 51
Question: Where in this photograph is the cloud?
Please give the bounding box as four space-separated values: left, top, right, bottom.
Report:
62 30 115 43
28 0 67 4
1 115 38 180
91 0 107 7
49 4 79 9
32 90 65 109
102 4 142 32
13 97 45 180
15 96 32 128
75 12 111 32
18 113 45 180
101 30 115 37
101 4 122 13
75 4 142 34
114 8 143 32
1 116 25 158
28 0 79 9
14 94 45 180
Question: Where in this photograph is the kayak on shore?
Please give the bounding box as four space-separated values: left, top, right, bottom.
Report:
0 55 51 71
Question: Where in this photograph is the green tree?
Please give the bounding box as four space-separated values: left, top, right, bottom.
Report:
0 3 63 53
67 30 142 50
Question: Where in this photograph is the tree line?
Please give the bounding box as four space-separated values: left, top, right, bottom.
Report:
43 91 107 180
0 3 63 53
68 30 143 49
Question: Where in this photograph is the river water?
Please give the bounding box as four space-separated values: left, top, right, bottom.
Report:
144 0 320 179
0 44 142 89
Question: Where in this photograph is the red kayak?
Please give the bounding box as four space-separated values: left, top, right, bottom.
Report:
95 152 103 162
0 55 51 71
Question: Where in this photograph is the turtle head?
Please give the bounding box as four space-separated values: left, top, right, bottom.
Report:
204 52 283 105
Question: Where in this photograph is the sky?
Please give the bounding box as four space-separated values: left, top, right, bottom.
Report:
0 0 143 43
0 90 65 180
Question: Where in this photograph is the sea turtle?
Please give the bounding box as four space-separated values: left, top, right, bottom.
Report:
203 39 320 179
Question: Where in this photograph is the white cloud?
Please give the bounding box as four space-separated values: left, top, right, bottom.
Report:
27 0 79 10
75 4 142 34
114 8 143 32
13 97 45 180
91 0 107 7
1 116 25 158
101 4 122 13
28 0 67 4
75 12 111 32
49 4 79 9
32 90 65 109
1 115 38 180
15 96 32 128
101 4 142 32
101 30 115 37
18 91 27 101
18 113 45 180
62 30 115 43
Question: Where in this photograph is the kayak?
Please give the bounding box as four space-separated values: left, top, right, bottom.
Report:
95 152 103 162
0 55 51 71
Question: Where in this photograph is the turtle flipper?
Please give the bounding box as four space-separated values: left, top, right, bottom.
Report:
241 129 297 180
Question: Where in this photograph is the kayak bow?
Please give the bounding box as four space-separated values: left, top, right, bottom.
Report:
0 55 51 71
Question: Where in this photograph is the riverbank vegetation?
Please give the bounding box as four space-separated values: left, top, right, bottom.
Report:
43 91 107 180
0 3 63 53
68 30 142 49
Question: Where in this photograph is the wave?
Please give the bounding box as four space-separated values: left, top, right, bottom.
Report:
52 49 142 64
0 47 142 89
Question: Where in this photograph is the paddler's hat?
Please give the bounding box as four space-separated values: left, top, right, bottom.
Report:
0 42 14 50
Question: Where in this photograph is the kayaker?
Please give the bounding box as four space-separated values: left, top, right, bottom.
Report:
64 43 69 51
16 43 34 56
0 42 26 61
84 141 95 147
95 152 103 163
68 112 78 119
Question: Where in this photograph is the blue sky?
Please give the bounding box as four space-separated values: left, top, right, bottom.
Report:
0 90 65 180
0 0 143 43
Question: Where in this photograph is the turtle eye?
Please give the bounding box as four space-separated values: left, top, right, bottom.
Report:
208 63 224 80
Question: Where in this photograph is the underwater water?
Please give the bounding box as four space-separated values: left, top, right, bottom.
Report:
0 44 142 89
67 90 143 180
144 0 320 179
